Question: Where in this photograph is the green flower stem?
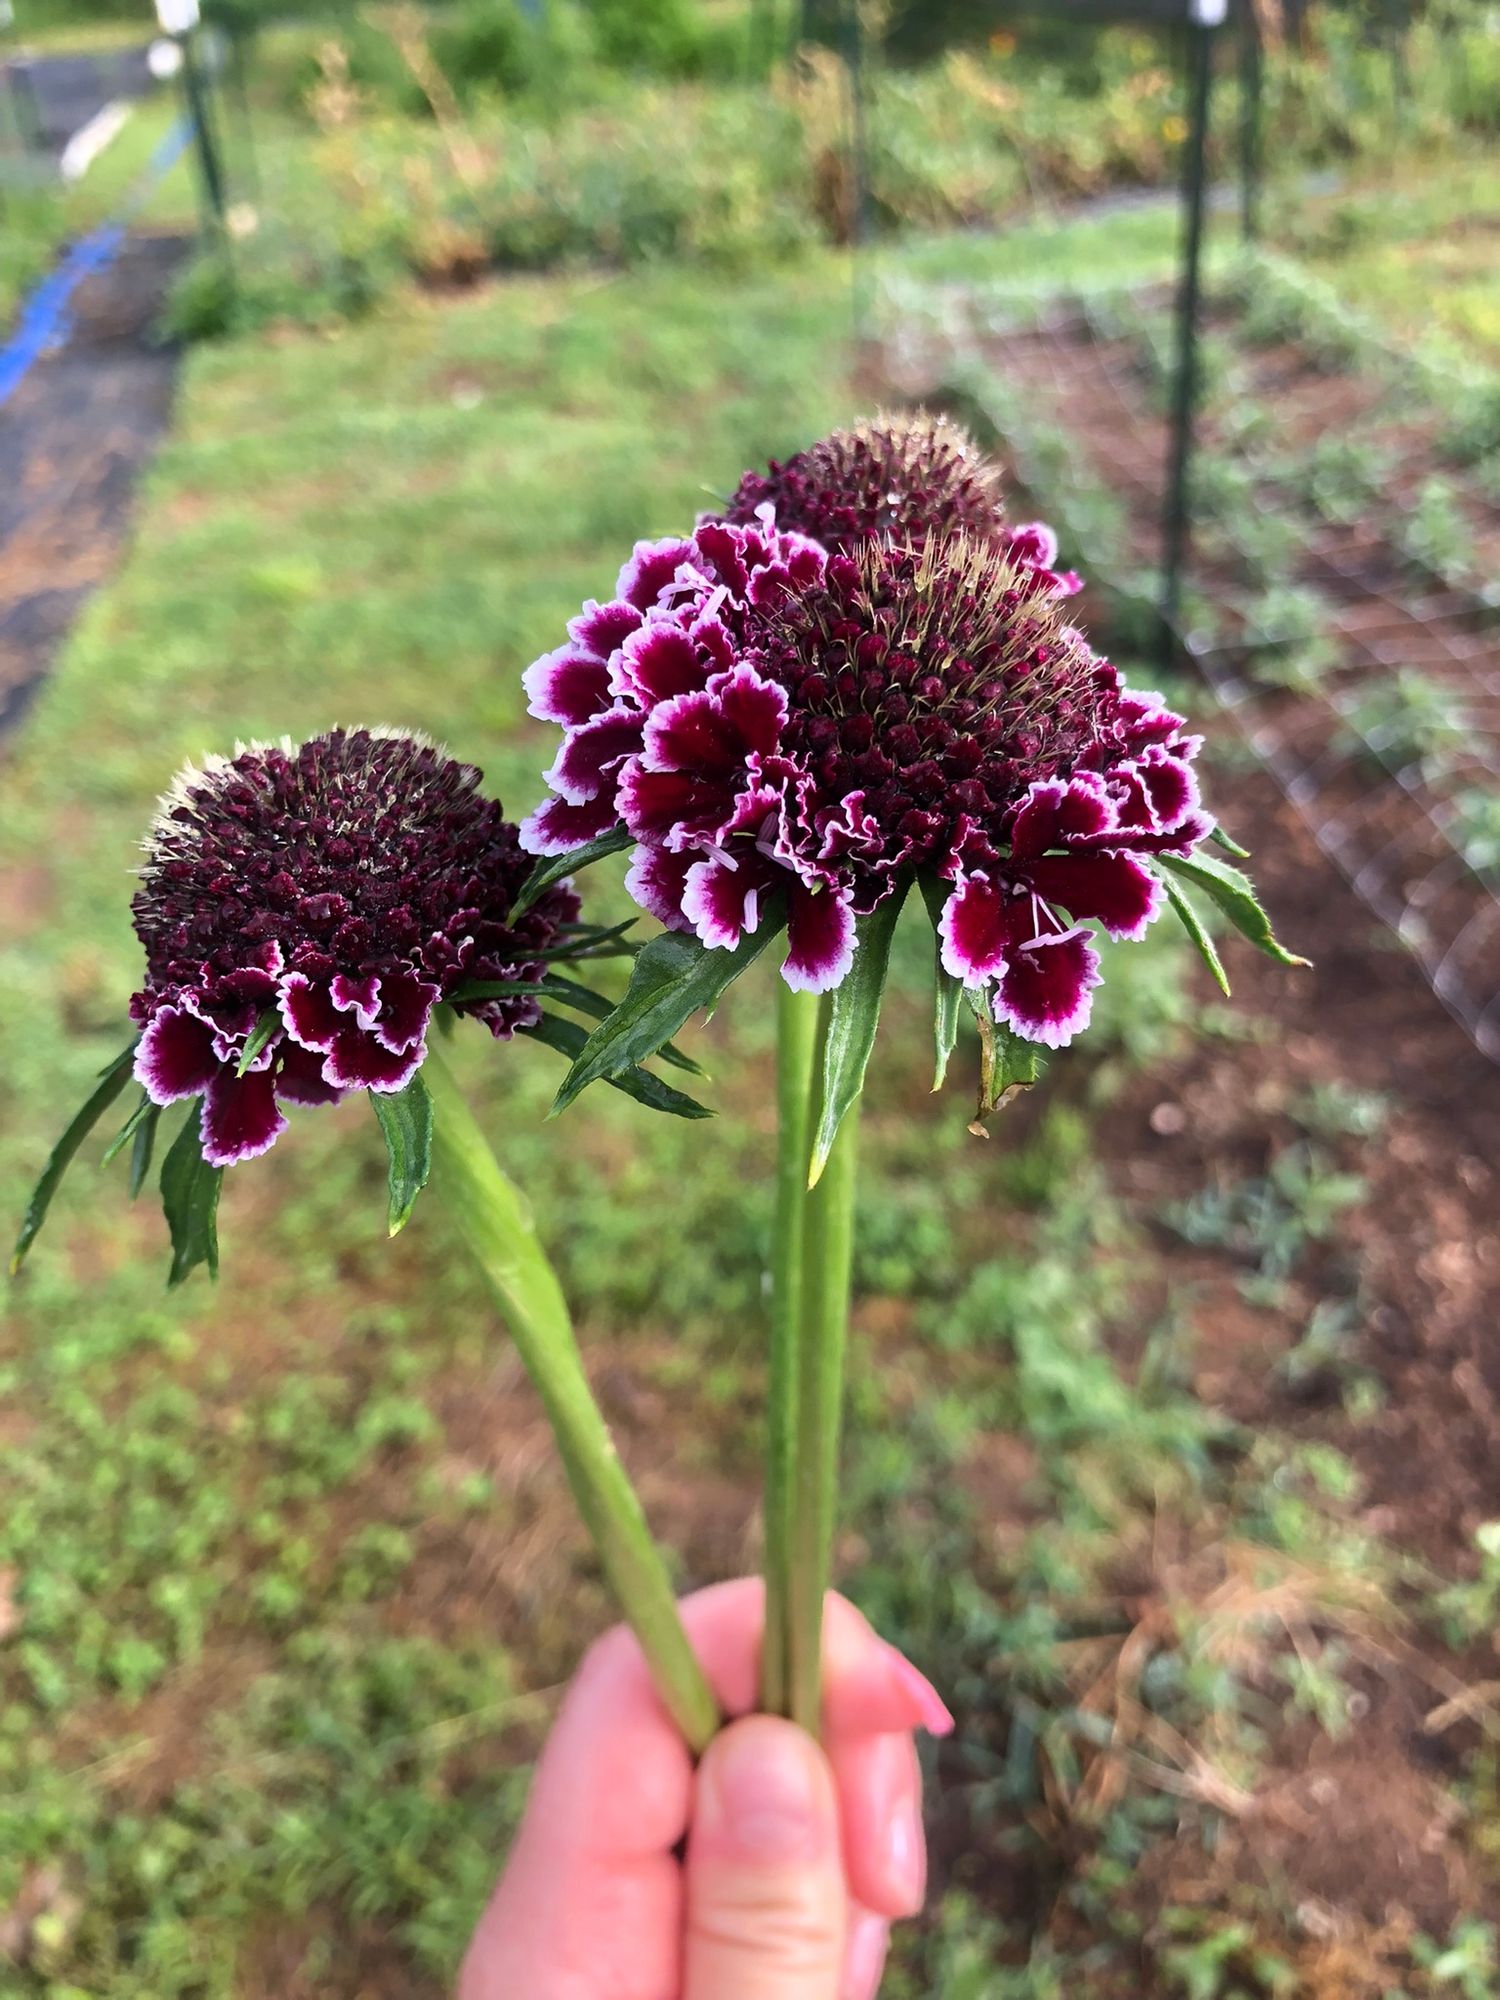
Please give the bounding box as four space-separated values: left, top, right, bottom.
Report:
786 995 861 1738
424 1041 719 1754
762 981 821 1716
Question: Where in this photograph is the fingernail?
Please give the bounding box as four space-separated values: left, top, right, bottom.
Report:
842 1909 890 2000
700 1718 830 1862
885 1794 926 1913
884 1648 955 1737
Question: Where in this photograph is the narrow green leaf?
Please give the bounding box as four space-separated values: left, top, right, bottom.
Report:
450 974 703 1075
370 1072 434 1235
1159 851 1310 968
1158 871 1232 998
967 995 1043 1129
512 826 632 916
11 1041 138 1274
1209 822 1251 860
919 876 962 1092
129 1105 162 1200
101 1091 153 1168
159 1107 222 1287
236 1007 281 1077
525 1014 711 1120
808 888 907 1187
552 920 782 1117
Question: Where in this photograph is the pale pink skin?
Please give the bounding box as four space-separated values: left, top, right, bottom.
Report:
459 1578 953 2000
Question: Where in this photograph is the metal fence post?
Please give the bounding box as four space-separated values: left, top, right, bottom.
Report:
1161 0 1220 646
844 0 870 342
1238 0 1261 243
157 0 228 237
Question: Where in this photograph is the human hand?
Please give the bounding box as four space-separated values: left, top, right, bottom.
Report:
458 1576 953 2000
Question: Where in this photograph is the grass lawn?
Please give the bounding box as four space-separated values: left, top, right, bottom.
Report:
1272 152 1500 361
3 193 1498 1996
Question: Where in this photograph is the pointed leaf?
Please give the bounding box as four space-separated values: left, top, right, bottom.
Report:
236 1007 281 1077
512 826 632 917
101 1091 154 1168
370 1072 434 1235
524 1014 710 1120
1158 871 1231 998
552 920 782 1117
450 974 703 1074
920 875 963 1092
159 1107 222 1287
129 1105 162 1200
808 888 907 1187
10 1040 138 1274
1159 852 1309 968
1209 822 1251 860
968 994 1043 1129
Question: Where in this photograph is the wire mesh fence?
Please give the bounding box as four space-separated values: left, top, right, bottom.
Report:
881 254 1500 1062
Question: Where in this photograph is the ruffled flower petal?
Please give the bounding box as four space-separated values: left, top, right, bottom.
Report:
681 853 769 950
938 871 1014 983
782 883 856 994
567 598 642 658
136 1004 219 1104
201 1066 287 1167
544 710 644 807
519 790 621 856
1026 852 1162 942
330 973 382 1030
323 1026 425 1093
274 1042 344 1106
618 761 740 848
1009 775 1115 861
993 926 1101 1049
614 618 710 707
371 972 439 1055
523 644 614 727
279 972 342 1054
617 536 695 609
624 843 696 931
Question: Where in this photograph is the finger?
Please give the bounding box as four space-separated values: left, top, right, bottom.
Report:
673 1579 953 1740
684 1715 846 2000
841 1902 891 2000
828 1729 926 1918
457 1622 694 2000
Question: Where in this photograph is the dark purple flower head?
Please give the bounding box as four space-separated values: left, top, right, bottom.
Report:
717 411 1007 554
131 727 577 1165
521 510 1208 1047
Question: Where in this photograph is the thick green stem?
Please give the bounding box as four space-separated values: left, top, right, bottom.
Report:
786 996 861 1738
424 1042 718 1753
762 982 820 1716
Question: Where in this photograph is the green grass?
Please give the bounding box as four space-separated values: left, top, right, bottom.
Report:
1271 154 1500 361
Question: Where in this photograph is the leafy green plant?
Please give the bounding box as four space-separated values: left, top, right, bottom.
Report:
1157 1910 1297 2000
1346 671 1470 782
1401 476 1479 587
1446 788 1500 878
1413 1918 1500 2000
1163 1144 1365 1305
1430 1523 1500 1648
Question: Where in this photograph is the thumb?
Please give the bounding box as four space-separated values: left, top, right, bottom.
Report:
684 1716 847 2000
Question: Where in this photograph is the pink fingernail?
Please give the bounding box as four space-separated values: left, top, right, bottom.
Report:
885 1648 954 1736
842 1910 890 2000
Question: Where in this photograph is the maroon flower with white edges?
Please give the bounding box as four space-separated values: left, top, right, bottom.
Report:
521 510 1209 1045
131 727 577 1166
717 411 1008 554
